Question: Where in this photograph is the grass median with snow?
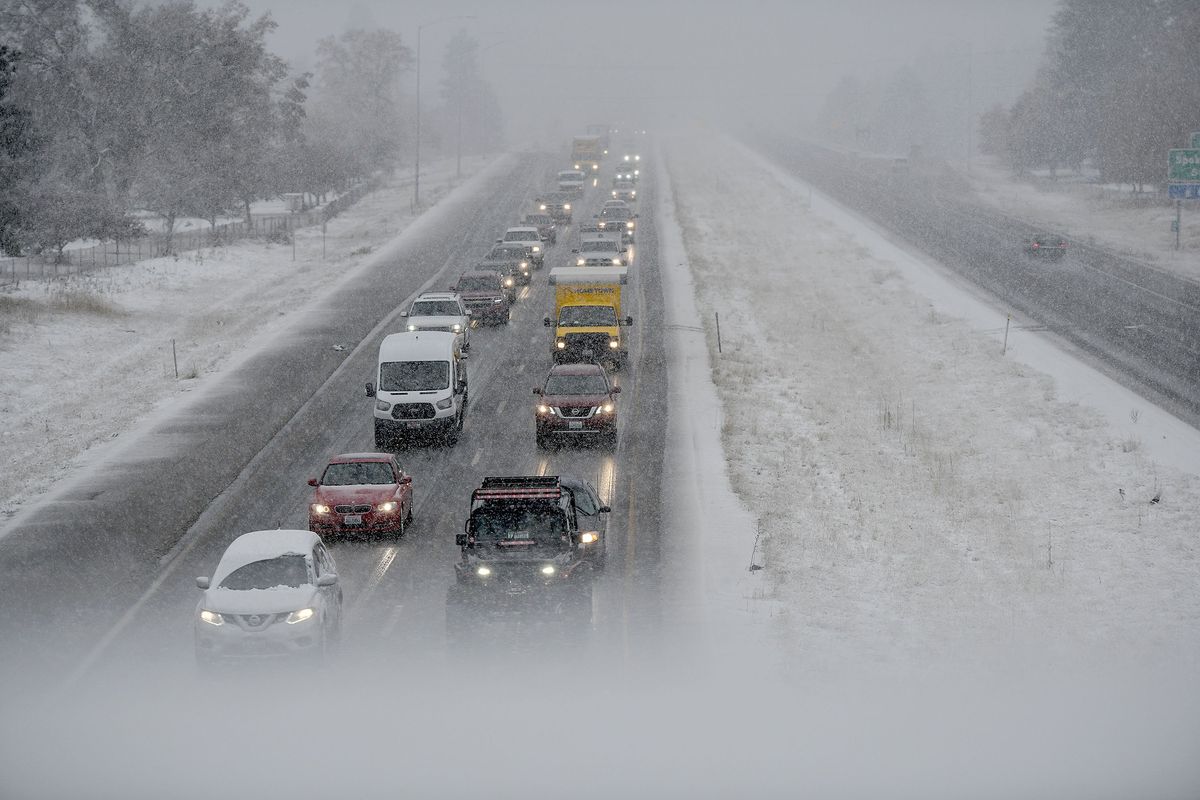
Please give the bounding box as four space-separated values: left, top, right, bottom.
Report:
664 133 1200 679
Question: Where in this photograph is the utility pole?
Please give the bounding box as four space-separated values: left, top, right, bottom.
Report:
414 16 476 209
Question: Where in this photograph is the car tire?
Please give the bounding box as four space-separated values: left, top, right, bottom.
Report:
445 412 463 447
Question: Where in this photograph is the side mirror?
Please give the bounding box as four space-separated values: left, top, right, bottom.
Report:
455 533 468 547
611 386 622 394
317 573 338 587
307 477 319 487
495 238 502 243
543 316 552 327
399 311 408 317
399 475 412 485
365 382 375 397
464 309 472 317
624 316 633 326
196 577 210 590
598 506 611 514
533 387 543 395
571 248 579 254
621 248 628 254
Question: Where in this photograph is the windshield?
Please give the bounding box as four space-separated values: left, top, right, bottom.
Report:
379 360 449 392
218 555 309 590
582 240 619 253
410 301 461 317
503 231 537 242
456 277 498 292
544 372 610 395
321 461 394 485
601 208 631 220
526 215 551 225
558 306 617 327
471 506 566 543
488 247 526 260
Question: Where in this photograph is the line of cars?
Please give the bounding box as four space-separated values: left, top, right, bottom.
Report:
194 129 650 666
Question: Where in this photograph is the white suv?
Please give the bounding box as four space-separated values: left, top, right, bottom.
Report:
400 292 471 352
500 226 546 267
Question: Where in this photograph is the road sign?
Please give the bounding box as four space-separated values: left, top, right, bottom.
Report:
1168 183 1200 199
1168 149 1200 181
1191 132 1200 148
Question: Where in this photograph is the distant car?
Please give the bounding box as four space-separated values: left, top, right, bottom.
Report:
597 204 636 243
479 243 533 286
1025 233 1068 261
452 270 512 324
500 226 547 268
194 530 342 668
533 361 620 448
522 212 558 245
307 452 414 539
611 180 637 203
557 169 586 194
574 236 628 267
536 192 574 225
400 292 471 351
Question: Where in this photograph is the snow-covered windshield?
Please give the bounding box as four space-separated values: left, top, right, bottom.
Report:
218 555 309 590
558 306 616 327
410 301 461 317
321 461 394 485
503 231 537 242
379 360 449 392
456 276 498 292
582 239 619 253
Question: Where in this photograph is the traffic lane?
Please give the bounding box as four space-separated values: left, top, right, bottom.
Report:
71 175 599 679
0 157 548 688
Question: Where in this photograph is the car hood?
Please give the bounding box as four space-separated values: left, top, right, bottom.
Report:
200 586 318 615
469 541 568 563
315 484 396 504
458 289 503 300
541 393 608 408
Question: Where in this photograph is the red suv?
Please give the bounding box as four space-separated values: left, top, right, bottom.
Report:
452 270 512 324
533 362 620 448
308 453 414 539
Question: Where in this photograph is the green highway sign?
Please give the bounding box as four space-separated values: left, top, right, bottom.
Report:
1168 149 1200 182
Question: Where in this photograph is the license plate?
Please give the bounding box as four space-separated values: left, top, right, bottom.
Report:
406 421 422 429
568 421 583 430
343 515 362 525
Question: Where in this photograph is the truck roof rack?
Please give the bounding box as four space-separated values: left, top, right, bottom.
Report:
474 476 563 501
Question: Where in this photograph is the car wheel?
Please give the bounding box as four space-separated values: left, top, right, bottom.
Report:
445 412 463 446
503 309 512 325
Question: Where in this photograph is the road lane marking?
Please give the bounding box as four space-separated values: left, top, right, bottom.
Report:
515 363 525 374
496 399 507 415
471 448 482 466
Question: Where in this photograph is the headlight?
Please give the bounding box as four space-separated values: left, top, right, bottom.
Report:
476 566 492 577
377 501 398 513
630 191 636 197
537 404 550 414
612 257 621 265
540 564 556 576
624 155 630 161
556 340 566 349
493 297 503 304
564 204 571 210
626 221 634 229
375 400 391 412
451 323 462 332
601 402 614 413
612 190 618 197
576 258 585 266
435 397 453 410
406 324 417 331
199 610 224 626
539 204 547 210
520 261 528 269
580 531 598 544
608 339 619 349
286 608 315 625
634 155 640 161
531 246 540 253
311 503 331 515
504 277 514 287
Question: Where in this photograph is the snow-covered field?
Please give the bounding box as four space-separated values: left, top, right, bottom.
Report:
0 155 497 525
966 156 1200 280
662 130 1200 686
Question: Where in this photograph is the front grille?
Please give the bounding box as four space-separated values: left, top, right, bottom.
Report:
555 406 595 419
565 333 610 354
584 257 616 266
231 612 287 631
464 298 497 309
392 403 435 420
415 325 453 333
334 504 372 514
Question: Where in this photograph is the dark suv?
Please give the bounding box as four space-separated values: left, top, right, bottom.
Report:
1025 233 1068 261
451 270 512 325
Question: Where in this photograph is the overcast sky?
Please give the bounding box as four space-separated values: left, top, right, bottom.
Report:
230 0 1059 145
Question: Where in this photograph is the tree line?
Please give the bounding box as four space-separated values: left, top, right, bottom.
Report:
979 0 1198 188
0 0 504 258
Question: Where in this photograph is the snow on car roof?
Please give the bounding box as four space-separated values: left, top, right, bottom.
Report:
328 452 393 463
213 529 318 580
378 331 458 362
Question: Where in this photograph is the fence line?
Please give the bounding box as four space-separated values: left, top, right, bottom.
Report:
0 178 382 286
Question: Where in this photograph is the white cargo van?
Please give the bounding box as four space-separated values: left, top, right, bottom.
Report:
366 331 468 447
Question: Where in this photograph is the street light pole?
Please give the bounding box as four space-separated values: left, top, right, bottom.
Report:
414 15 476 209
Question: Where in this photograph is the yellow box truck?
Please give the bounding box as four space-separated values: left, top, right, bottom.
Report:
543 267 633 369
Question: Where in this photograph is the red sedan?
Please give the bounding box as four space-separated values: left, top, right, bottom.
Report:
308 453 414 539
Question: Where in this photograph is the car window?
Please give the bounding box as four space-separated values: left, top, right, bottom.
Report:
322 461 397 485
472 507 565 543
314 544 334 576
457 276 498 291
544 373 610 394
411 301 462 317
573 483 601 516
558 306 617 327
219 555 309 590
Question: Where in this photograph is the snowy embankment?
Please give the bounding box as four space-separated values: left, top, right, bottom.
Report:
0 155 501 526
658 132 1200 790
